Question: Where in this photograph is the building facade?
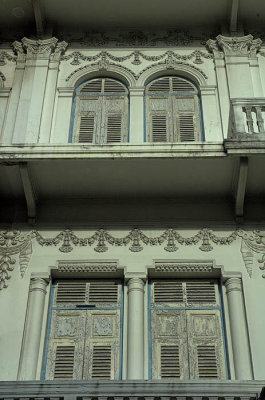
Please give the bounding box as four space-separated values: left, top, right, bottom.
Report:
0 0 265 398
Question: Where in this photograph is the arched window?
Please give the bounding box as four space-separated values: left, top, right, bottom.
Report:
70 77 129 144
145 76 203 142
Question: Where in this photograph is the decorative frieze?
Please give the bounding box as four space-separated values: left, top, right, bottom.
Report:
207 35 262 58
155 261 213 273
1 228 265 290
0 231 33 290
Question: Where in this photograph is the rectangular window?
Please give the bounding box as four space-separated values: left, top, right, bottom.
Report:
42 280 123 380
149 279 227 379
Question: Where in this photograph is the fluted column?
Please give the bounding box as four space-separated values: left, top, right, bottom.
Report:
18 277 49 380
127 278 145 379
225 277 253 379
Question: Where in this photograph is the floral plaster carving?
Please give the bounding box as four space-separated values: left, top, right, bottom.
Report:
62 49 212 66
207 35 262 57
0 231 33 290
0 72 6 88
12 37 68 61
155 262 213 273
1 229 265 290
0 51 16 66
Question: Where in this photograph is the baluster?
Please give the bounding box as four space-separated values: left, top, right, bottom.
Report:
255 106 265 133
244 106 254 133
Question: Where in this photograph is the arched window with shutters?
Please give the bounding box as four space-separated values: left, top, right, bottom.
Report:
145 76 203 143
70 77 129 144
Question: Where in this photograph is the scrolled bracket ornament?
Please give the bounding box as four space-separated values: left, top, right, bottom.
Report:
0 231 33 290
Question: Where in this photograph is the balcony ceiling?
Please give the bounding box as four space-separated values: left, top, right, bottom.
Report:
0 0 265 39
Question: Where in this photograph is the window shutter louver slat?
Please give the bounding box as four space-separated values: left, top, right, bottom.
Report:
56 281 87 304
160 345 180 378
104 78 127 94
91 345 112 379
186 281 216 304
80 79 102 94
148 77 171 93
197 345 218 378
172 77 196 93
88 282 119 304
154 281 184 303
151 115 168 142
106 115 122 143
54 345 75 379
179 114 195 142
78 115 94 143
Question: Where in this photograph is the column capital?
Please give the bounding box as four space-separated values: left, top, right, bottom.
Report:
225 276 243 294
12 38 68 61
29 277 49 294
207 35 262 58
127 277 145 293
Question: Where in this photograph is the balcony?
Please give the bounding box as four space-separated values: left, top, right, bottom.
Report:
225 99 265 154
0 381 264 400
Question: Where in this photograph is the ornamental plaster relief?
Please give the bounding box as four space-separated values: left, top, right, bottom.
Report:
1 228 265 290
207 35 262 58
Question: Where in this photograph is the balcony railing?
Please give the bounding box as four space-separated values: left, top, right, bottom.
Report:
228 98 265 139
0 381 264 400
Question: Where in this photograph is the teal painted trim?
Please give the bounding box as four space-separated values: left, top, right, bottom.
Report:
41 282 55 380
146 93 197 97
198 94 205 141
119 282 124 379
143 94 146 142
219 283 231 379
151 305 220 310
68 95 76 143
52 306 121 310
147 281 152 379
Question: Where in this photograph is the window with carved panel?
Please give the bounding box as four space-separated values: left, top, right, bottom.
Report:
145 76 203 142
70 78 129 144
149 279 227 379
43 280 123 380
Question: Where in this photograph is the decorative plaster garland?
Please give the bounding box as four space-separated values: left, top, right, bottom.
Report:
1 228 265 290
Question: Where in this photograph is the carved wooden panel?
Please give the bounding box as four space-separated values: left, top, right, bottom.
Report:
45 280 122 380
72 78 128 144
150 280 226 380
146 76 201 143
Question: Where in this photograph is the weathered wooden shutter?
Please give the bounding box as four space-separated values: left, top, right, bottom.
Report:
146 76 202 143
174 96 201 142
45 309 86 380
73 78 128 144
45 280 121 380
187 309 226 379
150 280 226 380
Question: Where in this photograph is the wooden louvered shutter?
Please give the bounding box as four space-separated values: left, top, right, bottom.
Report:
102 97 128 144
45 309 86 379
151 281 188 379
83 281 121 379
174 96 201 142
73 97 101 143
147 97 171 142
185 281 226 379
187 309 226 379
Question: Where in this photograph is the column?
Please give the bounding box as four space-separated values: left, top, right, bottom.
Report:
127 278 145 379
129 87 145 144
18 277 49 380
39 41 68 143
225 277 253 379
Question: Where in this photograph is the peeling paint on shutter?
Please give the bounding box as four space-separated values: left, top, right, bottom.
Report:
88 282 119 304
78 115 94 143
197 345 218 378
151 115 167 142
150 280 226 380
56 281 87 304
153 281 184 304
54 345 75 379
187 309 226 379
45 281 122 380
179 114 195 141
146 76 202 143
106 115 122 143
186 281 217 305
91 345 112 379
160 345 180 378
